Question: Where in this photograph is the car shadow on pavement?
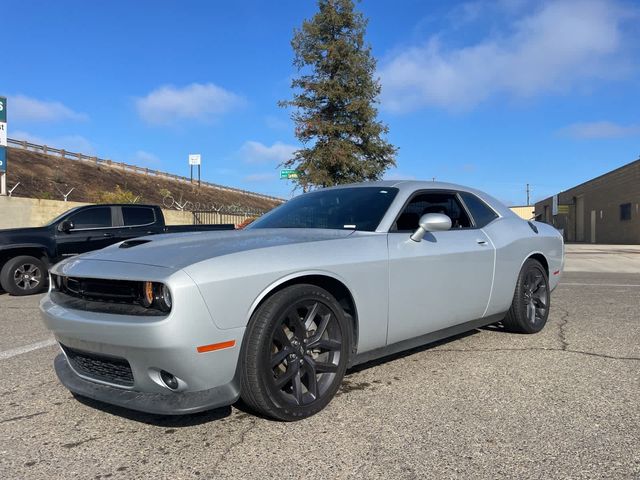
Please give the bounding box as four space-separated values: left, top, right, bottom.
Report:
69 324 505 424
72 394 233 427
346 329 480 376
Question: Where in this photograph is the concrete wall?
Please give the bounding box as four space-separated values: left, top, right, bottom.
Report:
535 159 640 244
0 196 193 229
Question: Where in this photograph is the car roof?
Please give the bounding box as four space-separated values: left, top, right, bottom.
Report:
336 180 473 192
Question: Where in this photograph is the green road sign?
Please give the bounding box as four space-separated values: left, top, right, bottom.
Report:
0 97 6 122
280 169 300 180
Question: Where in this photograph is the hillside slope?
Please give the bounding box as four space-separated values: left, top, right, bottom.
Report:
5 147 282 211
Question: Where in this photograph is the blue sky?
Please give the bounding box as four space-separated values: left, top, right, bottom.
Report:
3 0 639 205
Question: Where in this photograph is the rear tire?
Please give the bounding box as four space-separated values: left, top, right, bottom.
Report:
0 255 48 296
502 258 550 334
240 284 351 421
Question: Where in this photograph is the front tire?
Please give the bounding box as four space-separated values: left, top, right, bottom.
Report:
502 258 550 334
0 255 48 296
240 284 352 421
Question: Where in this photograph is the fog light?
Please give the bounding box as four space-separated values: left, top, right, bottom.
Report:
160 370 179 390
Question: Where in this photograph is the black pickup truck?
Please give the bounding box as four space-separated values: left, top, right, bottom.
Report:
0 204 233 296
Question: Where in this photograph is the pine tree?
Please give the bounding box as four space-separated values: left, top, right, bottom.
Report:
280 0 397 190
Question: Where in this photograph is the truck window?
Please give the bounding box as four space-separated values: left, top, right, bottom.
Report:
122 206 156 226
68 207 113 229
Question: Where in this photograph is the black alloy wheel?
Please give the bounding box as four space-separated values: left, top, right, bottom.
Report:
240 284 351 421
522 267 548 325
502 258 550 334
267 299 343 406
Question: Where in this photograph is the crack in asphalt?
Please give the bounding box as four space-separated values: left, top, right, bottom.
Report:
0 411 47 423
428 346 640 361
62 437 99 449
210 417 257 475
556 306 571 351
426 305 639 362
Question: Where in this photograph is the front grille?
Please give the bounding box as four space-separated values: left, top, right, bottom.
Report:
62 344 134 387
50 275 167 316
54 275 142 304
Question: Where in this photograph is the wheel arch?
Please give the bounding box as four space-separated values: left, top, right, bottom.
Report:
524 252 549 277
247 271 359 361
0 247 50 270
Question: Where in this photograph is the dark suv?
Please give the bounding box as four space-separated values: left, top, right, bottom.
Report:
0 204 232 295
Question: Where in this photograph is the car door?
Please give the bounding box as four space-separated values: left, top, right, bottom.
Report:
115 205 159 242
55 206 119 257
387 191 495 345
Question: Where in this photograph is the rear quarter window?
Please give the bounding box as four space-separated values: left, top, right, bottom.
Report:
459 192 499 228
122 207 156 226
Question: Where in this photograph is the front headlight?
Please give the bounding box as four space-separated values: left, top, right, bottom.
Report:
159 284 172 311
139 281 172 313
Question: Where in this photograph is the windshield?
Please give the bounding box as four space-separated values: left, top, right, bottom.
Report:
249 187 399 231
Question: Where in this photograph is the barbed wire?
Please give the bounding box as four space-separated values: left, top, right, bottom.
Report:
161 194 266 215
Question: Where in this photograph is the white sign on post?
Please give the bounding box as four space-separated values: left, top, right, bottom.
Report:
188 154 201 166
0 122 6 147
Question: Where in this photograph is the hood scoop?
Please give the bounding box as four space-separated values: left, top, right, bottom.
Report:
120 239 152 249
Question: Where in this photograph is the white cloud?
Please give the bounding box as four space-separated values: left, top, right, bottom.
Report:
9 95 87 122
239 141 297 164
379 0 634 112
11 130 94 154
135 83 245 125
559 121 640 139
132 150 160 165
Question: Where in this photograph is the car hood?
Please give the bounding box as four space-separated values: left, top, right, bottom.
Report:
0 226 50 246
74 228 356 269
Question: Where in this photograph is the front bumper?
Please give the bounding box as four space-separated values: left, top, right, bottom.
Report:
41 262 245 415
54 354 238 415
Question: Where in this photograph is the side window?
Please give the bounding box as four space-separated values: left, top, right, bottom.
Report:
68 207 112 229
394 192 472 231
122 206 156 226
459 192 499 228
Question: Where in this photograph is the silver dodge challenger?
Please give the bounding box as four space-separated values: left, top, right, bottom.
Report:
40 181 564 421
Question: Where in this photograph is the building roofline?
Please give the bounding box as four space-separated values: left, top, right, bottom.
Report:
535 157 640 205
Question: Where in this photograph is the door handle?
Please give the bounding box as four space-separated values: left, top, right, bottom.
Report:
476 239 488 245
103 233 114 238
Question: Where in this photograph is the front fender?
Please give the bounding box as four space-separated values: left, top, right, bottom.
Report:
245 269 358 324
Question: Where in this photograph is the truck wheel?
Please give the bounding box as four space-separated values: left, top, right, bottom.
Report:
0 256 48 296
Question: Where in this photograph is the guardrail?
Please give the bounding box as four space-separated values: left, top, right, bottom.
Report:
7 138 284 204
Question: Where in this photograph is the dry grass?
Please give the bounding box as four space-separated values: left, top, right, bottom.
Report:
6 148 283 211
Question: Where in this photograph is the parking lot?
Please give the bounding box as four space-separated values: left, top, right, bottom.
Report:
1 246 639 479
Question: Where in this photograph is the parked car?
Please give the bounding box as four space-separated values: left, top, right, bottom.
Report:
0 204 233 295
41 181 564 421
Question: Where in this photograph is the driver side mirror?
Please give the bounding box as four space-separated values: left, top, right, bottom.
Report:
58 220 74 233
410 213 452 242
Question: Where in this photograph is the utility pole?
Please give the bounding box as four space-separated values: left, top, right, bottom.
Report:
526 183 530 206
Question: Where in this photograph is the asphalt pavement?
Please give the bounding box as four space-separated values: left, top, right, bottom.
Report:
0 261 638 478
